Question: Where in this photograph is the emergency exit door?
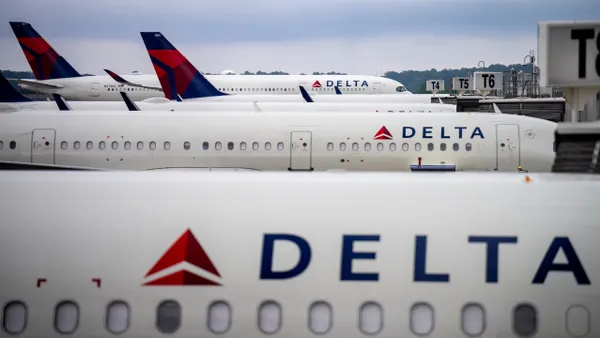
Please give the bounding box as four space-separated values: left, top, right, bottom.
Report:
496 124 520 171
31 129 56 164
90 82 100 97
289 131 313 171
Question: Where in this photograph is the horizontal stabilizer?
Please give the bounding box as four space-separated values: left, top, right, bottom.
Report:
9 78 64 89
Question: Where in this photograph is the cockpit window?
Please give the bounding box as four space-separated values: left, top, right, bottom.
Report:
396 86 407 92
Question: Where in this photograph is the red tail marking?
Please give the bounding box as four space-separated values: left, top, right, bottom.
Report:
374 126 393 140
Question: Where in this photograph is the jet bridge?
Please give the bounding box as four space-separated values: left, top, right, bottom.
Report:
551 122 600 173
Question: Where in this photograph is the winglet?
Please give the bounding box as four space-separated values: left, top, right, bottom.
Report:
493 103 502 114
0 72 32 102
253 102 262 112
52 93 72 111
334 86 342 95
298 85 314 102
119 92 141 111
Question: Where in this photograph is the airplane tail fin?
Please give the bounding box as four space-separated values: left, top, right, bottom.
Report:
0 72 32 102
140 32 227 100
9 22 82 80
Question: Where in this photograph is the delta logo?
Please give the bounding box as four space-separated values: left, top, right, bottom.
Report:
312 80 322 88
142 229 222 286
374 126 393 140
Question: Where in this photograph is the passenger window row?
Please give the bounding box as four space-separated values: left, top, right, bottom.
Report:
327 142 473 152
217 87 297 92
2 300 591 337
0 140 16 150
107 87 157 92
58 141 286 152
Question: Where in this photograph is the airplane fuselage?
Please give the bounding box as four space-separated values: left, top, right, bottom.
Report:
18 74 410 101
0 171 598 338
0 111 556 172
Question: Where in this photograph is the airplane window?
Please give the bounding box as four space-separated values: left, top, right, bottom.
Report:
252 142 259 150
265 142 272 151
415 143 422 151
410 303 434 336
99 141 106 150
566 305 590 337
400 143 408 151
207 301 231 334
124 141 131 150
9 141 16 150
0 141 3 149
215 142 222 150
377 142 384 151
184 142 191 150
453 143 459 151
466 143 472 151
227 142 234 150
396 86 407 92
513 303 537 336
340 142 346 151
327 142 334 151
390 142 396 151
352 142 359 151
112 141 119 150
2 301 27 334
86 141 93 150
257 301 282 334
308 301 332 334
427 143 434 151
156 300 181 334
74 141 80 150
106 301 130 334
461 303 485 336
61 141 68 150
137 142 144 150
164 142 171 150
364 143 371 151
359 302 383 335
54 301 79 334
240 142 247 150
440 143 447 151
277 142 284 151
203 142 209 150
148 142 155 150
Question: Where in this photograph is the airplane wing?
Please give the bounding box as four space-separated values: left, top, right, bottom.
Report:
7 78 65 89
103 69 163 91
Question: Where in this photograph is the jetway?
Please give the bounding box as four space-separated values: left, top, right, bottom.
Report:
552 122 600 173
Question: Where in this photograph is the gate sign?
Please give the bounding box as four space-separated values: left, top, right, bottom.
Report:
426 80 445 94
452 77 470 91
473 72 503 91
538 21 600 87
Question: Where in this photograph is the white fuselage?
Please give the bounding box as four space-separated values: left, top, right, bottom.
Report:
0 100 457 113
18 74 410 101
0 111 556 172
0 171 598 338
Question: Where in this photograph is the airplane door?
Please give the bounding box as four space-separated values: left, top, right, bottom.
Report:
90 82 100 97
372 82 381 94
495 124 520 171
289 131 313 171
31 129 56 164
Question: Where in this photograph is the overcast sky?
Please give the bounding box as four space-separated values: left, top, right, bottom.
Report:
1 0 597 75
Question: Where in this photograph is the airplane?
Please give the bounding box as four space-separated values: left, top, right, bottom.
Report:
127 32 437 104
0 72 456 113
7 22 410 101
0 170 598 338
0 110 556 172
